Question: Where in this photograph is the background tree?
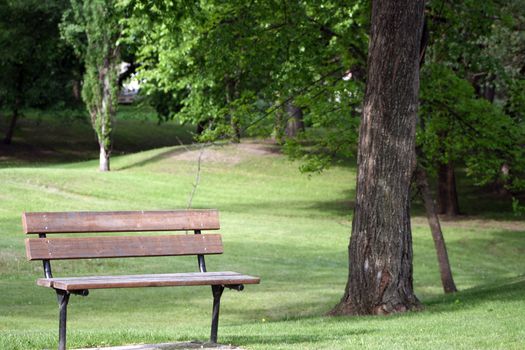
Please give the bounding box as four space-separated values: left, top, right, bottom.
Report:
121 0 524 299
62 0 121 171
421 0 525 215
0 0 81 145
120 0 367 147
330 0 425 315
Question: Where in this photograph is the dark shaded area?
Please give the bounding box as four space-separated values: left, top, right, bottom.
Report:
116 148 186 171
0 110 194 167
425 275 525 312
219 196 355 219
411 167 525 222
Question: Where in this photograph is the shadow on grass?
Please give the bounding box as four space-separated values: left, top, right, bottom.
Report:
425 275 525 313
219 190 356 218
116 142 234 171
116 148 185 171
307 197 355 217
229 328 375 346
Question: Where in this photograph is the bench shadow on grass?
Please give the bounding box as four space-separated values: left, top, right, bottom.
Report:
228 327 375 347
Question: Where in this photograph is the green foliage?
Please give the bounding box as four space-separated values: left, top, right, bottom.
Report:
0 0 81 110
288 76 363 172
507 79 525 121
62 0 121 157
419 64 525 189
119 0 368 145
512 197 525 216
419 0 525 194
426 0 499 76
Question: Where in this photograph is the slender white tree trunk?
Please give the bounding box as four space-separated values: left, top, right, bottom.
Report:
99 143 110 172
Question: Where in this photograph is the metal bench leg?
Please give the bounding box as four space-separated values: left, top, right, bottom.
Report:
56 290 70 350
210 285 224 344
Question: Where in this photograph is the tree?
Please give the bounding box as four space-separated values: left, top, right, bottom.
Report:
418 62 525 201
415 165 457 293
0 0 81 145
420 0 525 214
330 0 425 315
413 19 457 294
120 0 274 141
120 0 367 145
62 0 121 171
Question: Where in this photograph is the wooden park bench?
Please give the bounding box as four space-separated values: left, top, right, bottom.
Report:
23 210 260 350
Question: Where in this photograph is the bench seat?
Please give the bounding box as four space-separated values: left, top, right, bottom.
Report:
23 209 260 349
37 271 260 291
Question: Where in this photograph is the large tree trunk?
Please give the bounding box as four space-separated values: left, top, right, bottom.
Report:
285 102 304 138
415 165 457 293
437 161 461 216
330 0 425 316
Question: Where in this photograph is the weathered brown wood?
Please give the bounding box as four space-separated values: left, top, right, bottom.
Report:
36 271 260 290
25 234 223 260
22 210 220 234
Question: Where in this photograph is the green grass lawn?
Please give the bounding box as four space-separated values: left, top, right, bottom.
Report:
0 110 524 349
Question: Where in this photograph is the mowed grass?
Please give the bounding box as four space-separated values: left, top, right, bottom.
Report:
1 112 525 349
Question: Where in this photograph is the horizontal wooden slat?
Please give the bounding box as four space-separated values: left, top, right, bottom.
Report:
25 234 223 260
36 271 261 290
22 210 220 234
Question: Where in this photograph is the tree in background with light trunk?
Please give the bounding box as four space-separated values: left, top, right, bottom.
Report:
62 0 121 171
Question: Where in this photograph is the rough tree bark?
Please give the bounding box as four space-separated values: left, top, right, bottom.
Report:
330 0 425 315
285 102 305 138
415 165 457 293
437 161 461 216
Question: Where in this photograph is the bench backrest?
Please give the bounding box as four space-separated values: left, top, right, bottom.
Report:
24 210 222 261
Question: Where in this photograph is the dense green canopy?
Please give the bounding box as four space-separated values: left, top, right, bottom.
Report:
118 0 524 195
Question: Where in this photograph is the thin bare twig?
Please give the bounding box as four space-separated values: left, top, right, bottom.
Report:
187 143 205 209
175 136 208 210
